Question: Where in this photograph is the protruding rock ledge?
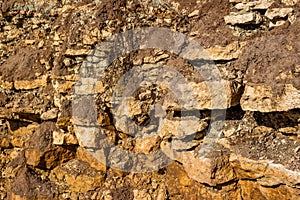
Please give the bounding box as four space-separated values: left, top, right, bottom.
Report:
241 84 300 112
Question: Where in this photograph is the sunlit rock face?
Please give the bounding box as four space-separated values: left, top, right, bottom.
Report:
0 0 299 199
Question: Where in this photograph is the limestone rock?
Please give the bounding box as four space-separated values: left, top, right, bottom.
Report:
64 133 78 145
133 189 151 200
206 41 247 61
52 79 75 94
166 162 240 200
188 10 199 18
281 0 299 5
52 129 78 146
279 126 298 134
265 8 293 20
162 143 236 186
134 136 161 154
76 147 107 171
230 154 300 187
241 84 300 112
0 0 300 198
239 180 300 199
158 117 208 139
11 167 55 200
41 108 59 120
156 187 167 200
10 123 38 148
14 75 47 90
269 20 287 27
0 137 11 149
0 79 13 89
168 139 201 150
251 0 274 10
24 122 75 169
49 159 105 193
24 39 35 45
234 0 273 11
224 12 262 25
65 49 90 56
52 130 64 145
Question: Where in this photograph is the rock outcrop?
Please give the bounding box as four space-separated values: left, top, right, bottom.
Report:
0 0 299 199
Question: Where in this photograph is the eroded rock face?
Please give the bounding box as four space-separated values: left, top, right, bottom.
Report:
24 122 76 169
224 12 263 25
11 167 55 200
240 32 300 112
49 159 106 193
0 0 299 199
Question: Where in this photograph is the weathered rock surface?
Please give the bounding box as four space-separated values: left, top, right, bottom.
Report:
224 12 263 25
239 32 300 112
10 167 56 200
49 159 106 193
24 122 76 169
0 0 299 199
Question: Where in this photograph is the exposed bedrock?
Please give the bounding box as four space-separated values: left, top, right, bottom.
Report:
0 0 299 199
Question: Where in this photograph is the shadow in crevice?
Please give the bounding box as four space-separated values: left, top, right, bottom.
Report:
170 104 245 121
8 120 33 131
235 23 264 31
253 109 300 129
225 105 245 120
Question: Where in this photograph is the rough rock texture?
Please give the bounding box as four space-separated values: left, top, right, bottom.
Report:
0 0 299 199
